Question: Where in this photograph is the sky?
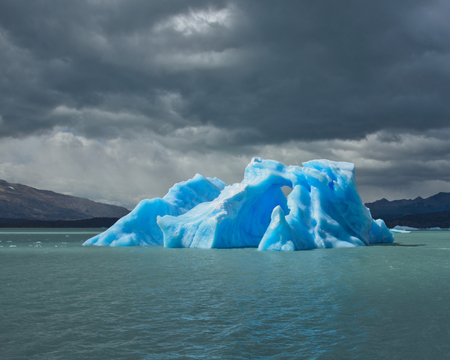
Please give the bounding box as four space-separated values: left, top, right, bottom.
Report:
1 0 450 210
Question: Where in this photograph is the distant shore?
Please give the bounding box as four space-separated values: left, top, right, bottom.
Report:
0 217 119 228
1 212 448 230
384 210 450 229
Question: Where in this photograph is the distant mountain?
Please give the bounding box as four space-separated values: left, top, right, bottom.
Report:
0 179 129 222
383 211 450 229
0 217 121 228
365 192 450 220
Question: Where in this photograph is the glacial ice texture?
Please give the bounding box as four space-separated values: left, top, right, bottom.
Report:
84 158 394 250
84 174 226 246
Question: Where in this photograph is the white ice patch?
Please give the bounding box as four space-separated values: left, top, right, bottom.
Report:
390 229 411 234
393 225 419 231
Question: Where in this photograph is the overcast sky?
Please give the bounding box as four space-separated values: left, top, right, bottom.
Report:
1 0 450 209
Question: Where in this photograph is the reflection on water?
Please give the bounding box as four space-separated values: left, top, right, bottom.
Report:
1 230 450 359
371 242 426 247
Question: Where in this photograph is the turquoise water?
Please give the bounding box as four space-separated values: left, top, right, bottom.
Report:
1 229 449 359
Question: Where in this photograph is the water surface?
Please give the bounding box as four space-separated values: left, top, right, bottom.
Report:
1 229 449 359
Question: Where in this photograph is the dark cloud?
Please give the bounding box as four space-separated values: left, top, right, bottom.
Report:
2 0 450 208
1 0 449 145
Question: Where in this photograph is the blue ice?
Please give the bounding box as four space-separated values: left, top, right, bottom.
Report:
84 158 394 250
84 174 226 246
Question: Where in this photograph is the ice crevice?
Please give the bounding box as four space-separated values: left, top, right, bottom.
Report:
83 158 394 250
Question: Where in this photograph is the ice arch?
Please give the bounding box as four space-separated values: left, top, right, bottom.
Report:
83 158 393 250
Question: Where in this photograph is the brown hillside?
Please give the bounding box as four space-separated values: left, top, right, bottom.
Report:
0 180 129 221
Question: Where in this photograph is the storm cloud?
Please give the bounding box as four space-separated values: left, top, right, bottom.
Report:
1 0 450 207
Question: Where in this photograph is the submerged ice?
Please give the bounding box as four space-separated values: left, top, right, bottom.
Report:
84 158 394 250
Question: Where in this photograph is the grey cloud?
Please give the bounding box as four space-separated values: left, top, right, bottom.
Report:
3 0 450 209
3 130 450 208
1 0 450 145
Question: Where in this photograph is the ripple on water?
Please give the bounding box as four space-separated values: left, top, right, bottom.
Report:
0 231 450 359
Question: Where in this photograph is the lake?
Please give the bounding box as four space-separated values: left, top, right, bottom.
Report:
1 229 449 359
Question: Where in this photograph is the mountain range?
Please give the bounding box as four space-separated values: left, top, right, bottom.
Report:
0 179 129 226
365 192 450 228
1 179 449 228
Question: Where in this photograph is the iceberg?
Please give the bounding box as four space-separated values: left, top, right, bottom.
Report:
84 174 226 246
390 229 411 234
84 158 394 250
392 225 419 231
